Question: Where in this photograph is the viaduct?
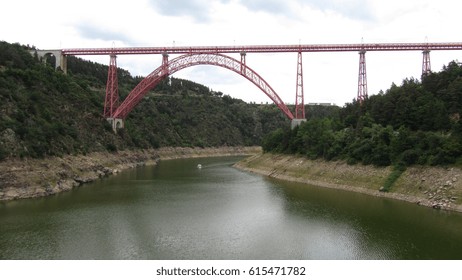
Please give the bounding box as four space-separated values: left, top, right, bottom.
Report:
32 42 462 130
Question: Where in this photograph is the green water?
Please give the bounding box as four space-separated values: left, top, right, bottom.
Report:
1 156 462 259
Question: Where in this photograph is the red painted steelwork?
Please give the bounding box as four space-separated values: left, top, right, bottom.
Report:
240 52 246 74
104 54 119 117
112 53 294 120
162 53 169 76
62 42 462 56
63 41 462 121
295 52 305 119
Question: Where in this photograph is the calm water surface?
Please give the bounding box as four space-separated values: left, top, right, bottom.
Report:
1 156 462 259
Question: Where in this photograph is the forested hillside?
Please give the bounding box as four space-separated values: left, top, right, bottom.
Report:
263 62 462 167
0 41 289 160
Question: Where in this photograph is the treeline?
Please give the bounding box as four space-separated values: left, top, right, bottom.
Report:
0 41 288 160
263 62 462 167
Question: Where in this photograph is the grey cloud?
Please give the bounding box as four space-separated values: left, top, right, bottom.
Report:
303 0 374 21
238 0 294 16
148 0 294 23
239 0 374 21
148 0 374 25
75 23 134 44
148 0 230 23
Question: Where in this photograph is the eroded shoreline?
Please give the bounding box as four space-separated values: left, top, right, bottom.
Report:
0 146 261 201
3 148 461 213
234 153 462 213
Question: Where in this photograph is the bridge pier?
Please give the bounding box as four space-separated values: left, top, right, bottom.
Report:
422 49 431 76
104 54 119 118
357 50 368 103
106 118 124 132
295 51 305 119
240 52 247 74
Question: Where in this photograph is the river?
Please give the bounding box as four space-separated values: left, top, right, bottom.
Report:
1 156 462 259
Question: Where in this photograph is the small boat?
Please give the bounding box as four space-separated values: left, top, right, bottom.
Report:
197 164 202 169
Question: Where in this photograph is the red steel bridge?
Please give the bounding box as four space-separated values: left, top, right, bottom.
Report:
37 42 462 129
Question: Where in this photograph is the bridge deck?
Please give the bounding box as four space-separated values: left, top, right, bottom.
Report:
62 42 462 56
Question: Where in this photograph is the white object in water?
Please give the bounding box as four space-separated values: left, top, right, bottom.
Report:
197 164 202 169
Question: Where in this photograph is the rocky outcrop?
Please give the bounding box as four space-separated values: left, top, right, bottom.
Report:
395 167 461 211
0 150 160 201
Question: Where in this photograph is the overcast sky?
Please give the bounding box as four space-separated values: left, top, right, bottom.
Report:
2 0 462 106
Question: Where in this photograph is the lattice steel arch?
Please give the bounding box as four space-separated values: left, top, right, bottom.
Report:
113 53 294 120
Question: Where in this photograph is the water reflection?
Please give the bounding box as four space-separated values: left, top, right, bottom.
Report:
1 156 462 259
271 178 462 259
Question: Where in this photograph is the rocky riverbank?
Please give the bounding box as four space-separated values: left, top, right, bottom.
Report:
0 146 260 201
234 153 462 213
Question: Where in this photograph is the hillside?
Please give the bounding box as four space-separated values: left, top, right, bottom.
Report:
263 62 462 168
0 41 289 160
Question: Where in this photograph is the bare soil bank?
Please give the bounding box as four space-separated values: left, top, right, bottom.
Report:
234 153 462 213
0 146 261 201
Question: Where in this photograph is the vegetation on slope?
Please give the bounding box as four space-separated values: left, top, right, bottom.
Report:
0 41 289 160
263 62 462 167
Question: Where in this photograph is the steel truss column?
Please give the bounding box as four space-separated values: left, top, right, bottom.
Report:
357 50 368 103
104 54 119 118
162 53 169 75
295 51 305 119
240 52 246 74
422 49 431 76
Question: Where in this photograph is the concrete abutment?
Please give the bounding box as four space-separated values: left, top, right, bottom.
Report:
32 50 67 73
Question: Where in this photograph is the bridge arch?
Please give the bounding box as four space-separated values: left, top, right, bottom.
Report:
42 53 57 68
113 53 294 120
